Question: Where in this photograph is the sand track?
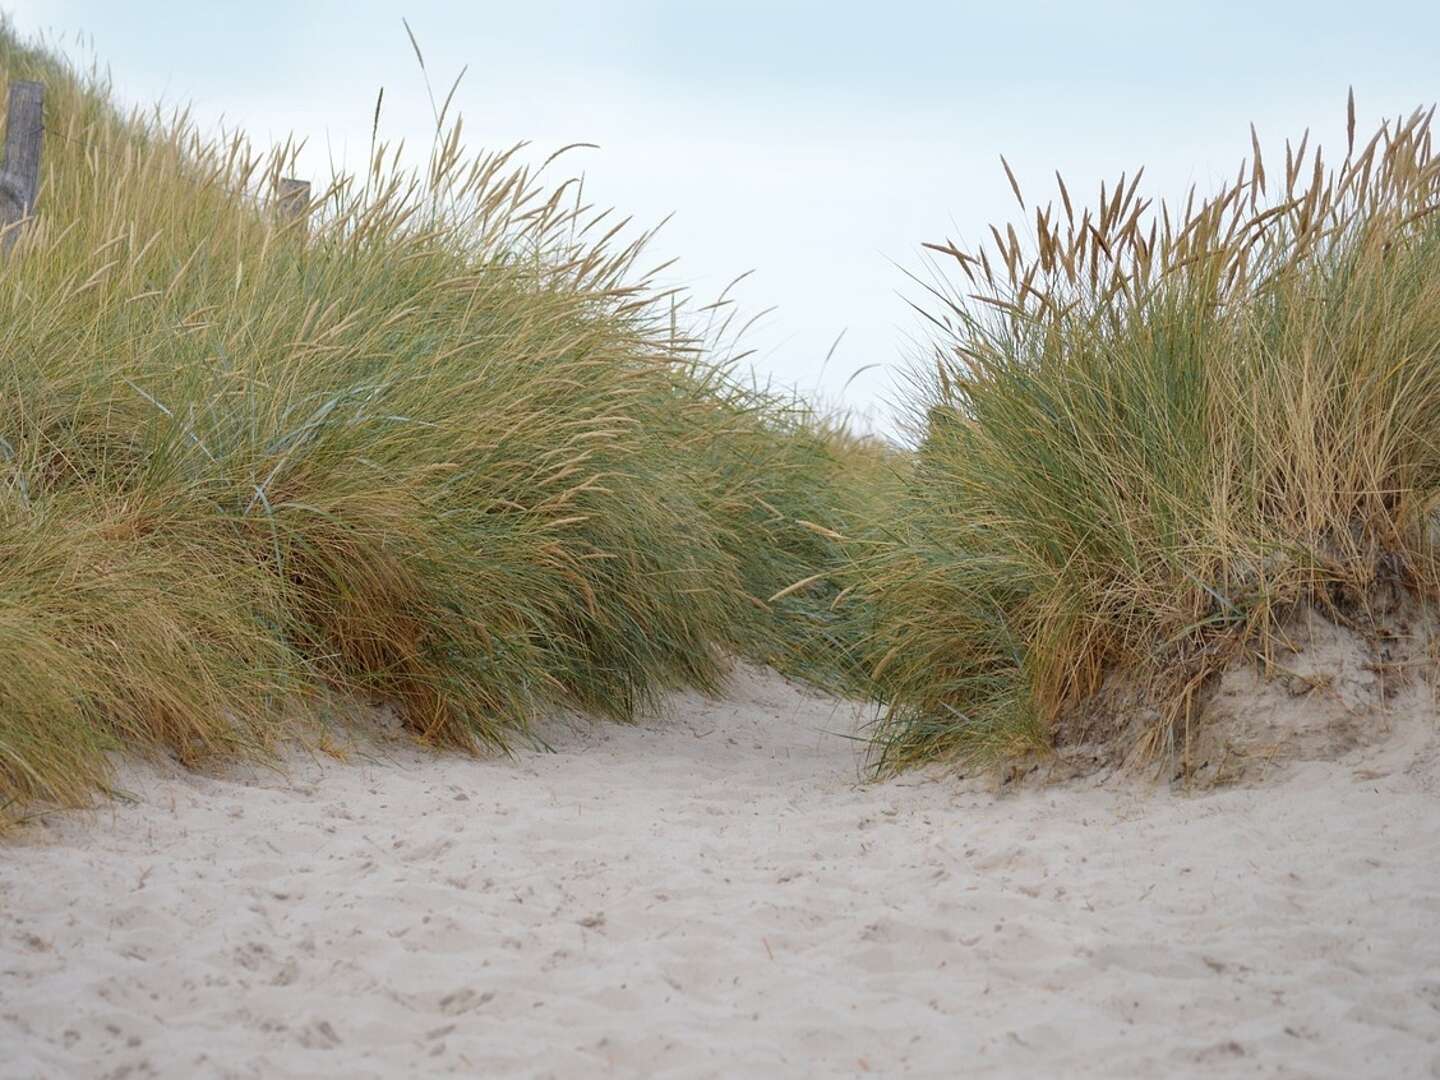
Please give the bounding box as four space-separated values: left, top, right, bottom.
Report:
3 666 1438 1078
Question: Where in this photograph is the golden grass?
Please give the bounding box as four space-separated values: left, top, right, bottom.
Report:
0 27 876 825
864 97 1440 770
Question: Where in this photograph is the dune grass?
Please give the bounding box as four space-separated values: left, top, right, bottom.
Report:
24 24 1429 804
0 29 878 824
865 99 1440 771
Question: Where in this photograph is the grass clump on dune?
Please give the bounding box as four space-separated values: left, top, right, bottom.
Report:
866 99 1440 771
0 28 872 824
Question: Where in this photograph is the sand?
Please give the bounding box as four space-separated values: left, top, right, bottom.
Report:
2 664 1438 1079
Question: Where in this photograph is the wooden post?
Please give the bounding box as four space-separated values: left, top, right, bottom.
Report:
0 80 43 253
276 177 310 225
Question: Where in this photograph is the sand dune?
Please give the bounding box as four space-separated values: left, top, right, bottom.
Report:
2 666 1438 1078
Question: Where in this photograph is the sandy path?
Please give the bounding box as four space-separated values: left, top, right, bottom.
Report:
2 666 1438 1078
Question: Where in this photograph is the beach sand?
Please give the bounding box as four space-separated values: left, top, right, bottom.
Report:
2 665 1438 1078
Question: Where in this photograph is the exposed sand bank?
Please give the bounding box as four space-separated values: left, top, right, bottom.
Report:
2 666 1438 1078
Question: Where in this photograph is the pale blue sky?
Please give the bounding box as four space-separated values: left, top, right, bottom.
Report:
9 1 1440 428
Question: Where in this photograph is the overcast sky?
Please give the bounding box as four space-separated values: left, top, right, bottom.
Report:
8 1 1440 430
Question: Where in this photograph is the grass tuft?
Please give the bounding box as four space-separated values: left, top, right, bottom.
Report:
866 100 1440 771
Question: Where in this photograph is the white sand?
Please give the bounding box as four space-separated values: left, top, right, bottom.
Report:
2 665 1438 1079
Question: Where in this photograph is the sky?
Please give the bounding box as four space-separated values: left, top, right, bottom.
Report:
7 1 1440 432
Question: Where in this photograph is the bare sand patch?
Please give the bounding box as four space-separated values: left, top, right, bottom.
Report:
2 665 1438 1078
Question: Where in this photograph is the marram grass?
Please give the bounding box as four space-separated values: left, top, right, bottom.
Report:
864 97 1440 772
15 26 1421 807
0 28 876 824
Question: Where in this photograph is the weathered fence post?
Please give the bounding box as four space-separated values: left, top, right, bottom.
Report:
0 80 43 253
276 177 310 228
